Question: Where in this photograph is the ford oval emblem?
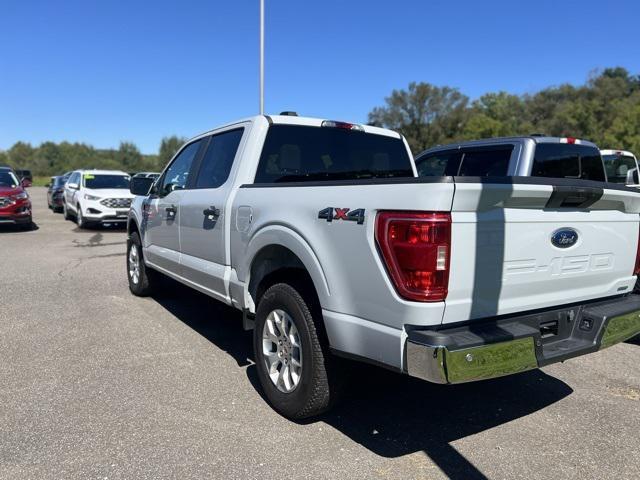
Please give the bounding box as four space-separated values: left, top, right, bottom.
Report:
551 228 579 248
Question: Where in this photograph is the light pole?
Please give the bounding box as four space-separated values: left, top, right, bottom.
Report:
259 0 265 115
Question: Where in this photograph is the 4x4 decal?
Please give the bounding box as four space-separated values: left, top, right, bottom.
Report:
318 207 365 224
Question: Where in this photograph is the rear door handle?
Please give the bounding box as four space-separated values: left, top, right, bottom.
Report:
203 206 220 219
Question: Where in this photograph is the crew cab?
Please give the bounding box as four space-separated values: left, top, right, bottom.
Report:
63 169 133 228
0 167 32 229
127 116 640 419
414 135 607 181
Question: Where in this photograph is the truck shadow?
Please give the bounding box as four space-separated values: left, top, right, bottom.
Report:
152 278 573 480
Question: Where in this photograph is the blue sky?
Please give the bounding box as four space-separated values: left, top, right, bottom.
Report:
1 0 639 154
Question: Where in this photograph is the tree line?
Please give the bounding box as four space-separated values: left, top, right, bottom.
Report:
1 67 639 177
369 67 640 154
0 136 186 177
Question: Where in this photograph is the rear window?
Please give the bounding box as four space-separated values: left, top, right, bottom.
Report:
602 153 637 184
415 145 512 177
531 144 605 181
253 125 413 183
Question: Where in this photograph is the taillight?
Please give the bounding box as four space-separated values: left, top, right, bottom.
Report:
375 211 451 302
634 226 640 276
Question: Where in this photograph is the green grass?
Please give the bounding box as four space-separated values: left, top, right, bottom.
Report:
32 176 51 187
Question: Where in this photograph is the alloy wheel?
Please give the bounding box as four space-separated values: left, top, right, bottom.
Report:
262 309 303 393
128 245 140 285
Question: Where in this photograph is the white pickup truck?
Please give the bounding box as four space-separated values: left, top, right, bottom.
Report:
127 114 640 419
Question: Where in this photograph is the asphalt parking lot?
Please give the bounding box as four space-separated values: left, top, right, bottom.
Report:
1 187 639 480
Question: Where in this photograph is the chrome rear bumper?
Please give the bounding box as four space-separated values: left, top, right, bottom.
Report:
406 295 640 384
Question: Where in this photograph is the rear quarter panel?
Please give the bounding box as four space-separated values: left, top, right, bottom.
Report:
231 182 456 328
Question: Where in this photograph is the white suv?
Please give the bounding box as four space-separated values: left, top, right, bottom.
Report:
63 169 134 228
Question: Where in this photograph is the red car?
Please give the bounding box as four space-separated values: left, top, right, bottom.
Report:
0 167 32 229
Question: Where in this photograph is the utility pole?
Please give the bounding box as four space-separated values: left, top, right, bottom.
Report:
259 0 265 115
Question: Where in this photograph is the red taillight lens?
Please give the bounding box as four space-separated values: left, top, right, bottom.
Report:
634 226 640 276
376 211 451 302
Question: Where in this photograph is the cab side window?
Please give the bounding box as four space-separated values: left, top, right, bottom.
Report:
194 129 244 188
458 147 513 177
158 140 202 196
415 151 462 176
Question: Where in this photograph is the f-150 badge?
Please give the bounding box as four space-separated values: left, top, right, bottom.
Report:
318 207 365 224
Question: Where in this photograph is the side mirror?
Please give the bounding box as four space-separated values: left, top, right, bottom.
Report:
130 176 155 196
21 178 29 188
67 182 79 190
625 168 639 186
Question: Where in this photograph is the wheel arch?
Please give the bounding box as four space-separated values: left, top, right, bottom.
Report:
243 226 331 312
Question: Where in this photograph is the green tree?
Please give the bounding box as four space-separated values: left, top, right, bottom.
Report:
116 142 143 172
462 92 530 139
157 135 187 170
368 82 469 152
7 141 34 169
603 93 640 154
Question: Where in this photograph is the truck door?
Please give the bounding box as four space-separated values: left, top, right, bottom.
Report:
144 139 204 273
178 126 246 303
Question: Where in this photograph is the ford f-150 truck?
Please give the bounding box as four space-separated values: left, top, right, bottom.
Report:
127 115 640 419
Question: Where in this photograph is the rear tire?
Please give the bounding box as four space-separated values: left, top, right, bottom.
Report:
127 231 158 296
253 283 344 420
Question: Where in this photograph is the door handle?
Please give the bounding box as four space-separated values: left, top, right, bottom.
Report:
165 205 177 218
203 206 220 219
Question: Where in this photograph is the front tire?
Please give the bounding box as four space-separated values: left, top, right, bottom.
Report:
63 202 71 220
76 205 87 229
127 231 158 296
253 283 343 420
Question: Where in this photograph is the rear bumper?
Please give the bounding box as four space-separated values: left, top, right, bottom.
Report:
406 294 640 384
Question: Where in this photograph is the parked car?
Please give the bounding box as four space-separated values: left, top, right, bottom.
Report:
601 149 639 186
127 115 640 419
14 169 33 187
47 176 66 212
60 171 73 183
63 169 133 228
415 135 607 181
0 167 32 229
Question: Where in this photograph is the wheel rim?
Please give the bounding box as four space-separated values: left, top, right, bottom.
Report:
128 245 140 285
262 309 303 393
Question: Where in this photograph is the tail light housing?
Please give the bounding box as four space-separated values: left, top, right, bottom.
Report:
375 211 451 302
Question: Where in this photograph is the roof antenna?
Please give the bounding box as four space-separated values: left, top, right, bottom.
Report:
259 0 265 115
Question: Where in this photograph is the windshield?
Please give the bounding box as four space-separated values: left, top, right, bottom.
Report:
0 171 19 187
254 125 413 183
602 154 637 184
83 174 130 189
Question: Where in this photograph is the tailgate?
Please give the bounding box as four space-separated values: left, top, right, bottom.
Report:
444 179 640 324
